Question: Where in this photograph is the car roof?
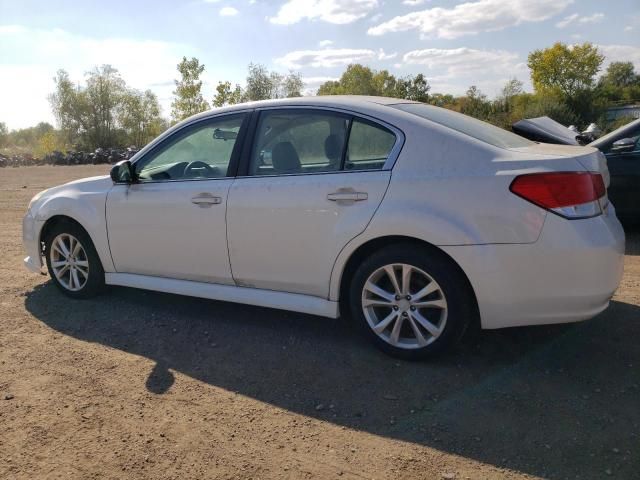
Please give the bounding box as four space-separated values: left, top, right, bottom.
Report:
190 95 419 120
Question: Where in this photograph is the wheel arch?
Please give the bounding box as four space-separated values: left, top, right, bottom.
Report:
39 214 110 272
334 235 480 325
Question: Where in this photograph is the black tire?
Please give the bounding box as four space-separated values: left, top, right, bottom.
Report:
44 220 105 299
349 243 476 360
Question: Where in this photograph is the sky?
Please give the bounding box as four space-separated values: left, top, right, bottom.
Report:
1 0 639 129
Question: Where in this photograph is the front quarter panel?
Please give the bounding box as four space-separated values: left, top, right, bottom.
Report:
33 176 115 272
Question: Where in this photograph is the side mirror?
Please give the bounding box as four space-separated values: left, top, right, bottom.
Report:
110 160 134 183
611 138 636 153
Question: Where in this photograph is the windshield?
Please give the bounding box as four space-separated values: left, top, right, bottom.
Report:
391 103 533 149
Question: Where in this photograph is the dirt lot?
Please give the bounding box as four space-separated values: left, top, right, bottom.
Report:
0 165 639 480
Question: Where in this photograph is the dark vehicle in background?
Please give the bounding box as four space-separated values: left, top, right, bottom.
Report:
590 119 640 223
514 117 640 224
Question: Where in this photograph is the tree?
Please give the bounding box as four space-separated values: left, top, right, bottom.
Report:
84 65 126 147
0 122 9 148
317 64 430 101
49 69 87 146
213 81 243 107
601 62 639 88
528 42 604 98
597 62 640 104
397 73 430 102
457 86 491 120
35 130 66 158
281 71 304 98
171 57 210 122
528 43 605 126
244 63 274 101
243 64 305 101
119 89 165 147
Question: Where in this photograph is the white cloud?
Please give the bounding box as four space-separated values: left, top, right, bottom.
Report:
402 47 521 74
624 26 633 32
400 47 528 96
556 12 604 28
368 0 573 39
555 13 578 28
598 44 640 70
275 48 377 68
377 49 397 60
219 6 239 16
270 0 379 25
402 0 428 5
318 39 333 47
0 26 198 129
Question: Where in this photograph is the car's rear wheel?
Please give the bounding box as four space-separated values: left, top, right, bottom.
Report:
44 221 104 298
349 244 475 359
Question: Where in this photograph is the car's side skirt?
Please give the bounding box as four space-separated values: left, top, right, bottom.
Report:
105 273 340 319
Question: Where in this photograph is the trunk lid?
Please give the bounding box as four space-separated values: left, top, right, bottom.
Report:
509 143 610 187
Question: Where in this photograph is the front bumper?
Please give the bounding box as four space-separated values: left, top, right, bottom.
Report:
23 211 45 274
442 205 625 329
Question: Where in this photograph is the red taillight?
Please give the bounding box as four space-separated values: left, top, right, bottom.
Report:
510 172 605 209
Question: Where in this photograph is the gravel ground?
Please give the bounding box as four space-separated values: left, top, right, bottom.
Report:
1 165 639 480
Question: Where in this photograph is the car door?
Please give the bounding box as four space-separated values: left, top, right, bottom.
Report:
605 133 640 219
106 112 249 284
226 108 402 298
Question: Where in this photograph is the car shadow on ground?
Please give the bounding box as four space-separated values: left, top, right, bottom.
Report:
25 281 640 480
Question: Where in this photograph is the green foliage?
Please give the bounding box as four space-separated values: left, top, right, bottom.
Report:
35 130 67 158
0 121 10 148
84 65 127 147
527 42 608 126
243 63 303 101
244 63 274 101
213 81 243 107
528 42 604 98
279 71 304 98
597 62 640 104
601 62 639 88
119 89 166 147
317 64 430 101
49 66 164 150
171 57 210 122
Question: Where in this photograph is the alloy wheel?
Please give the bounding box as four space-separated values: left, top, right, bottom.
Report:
49 233 90 292
361 263 448 349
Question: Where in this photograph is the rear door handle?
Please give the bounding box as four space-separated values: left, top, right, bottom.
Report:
327 191 368 202
191 193 222 207
327 189 368 205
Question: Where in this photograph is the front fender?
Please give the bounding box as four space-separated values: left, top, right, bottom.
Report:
34 178 115 272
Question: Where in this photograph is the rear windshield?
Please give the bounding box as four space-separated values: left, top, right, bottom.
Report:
391 103 533 149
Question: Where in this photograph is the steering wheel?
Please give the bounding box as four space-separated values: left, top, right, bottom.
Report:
183 160 215 179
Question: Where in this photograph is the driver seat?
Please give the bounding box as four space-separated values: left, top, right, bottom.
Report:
272 142 301 174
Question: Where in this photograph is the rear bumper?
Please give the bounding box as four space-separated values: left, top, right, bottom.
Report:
23 211 44 273
442 206 625 329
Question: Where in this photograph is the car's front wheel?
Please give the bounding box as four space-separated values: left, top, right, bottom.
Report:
350 244 475 359
44 221 105 298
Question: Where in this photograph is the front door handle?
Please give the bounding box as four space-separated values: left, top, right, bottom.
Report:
327 190 368 203
191 193 222 207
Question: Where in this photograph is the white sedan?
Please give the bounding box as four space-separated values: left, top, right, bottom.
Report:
23 96 625 358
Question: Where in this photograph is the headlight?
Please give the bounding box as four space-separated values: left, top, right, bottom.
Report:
28 189 48 212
